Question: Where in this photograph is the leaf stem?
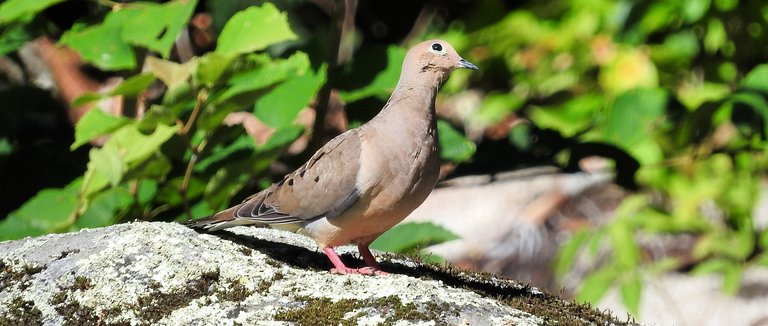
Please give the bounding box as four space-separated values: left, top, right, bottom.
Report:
182 89 208 135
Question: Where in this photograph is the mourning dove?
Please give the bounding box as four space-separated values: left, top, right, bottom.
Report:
185 39 478 275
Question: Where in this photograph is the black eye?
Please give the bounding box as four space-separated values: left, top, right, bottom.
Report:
431 43 443 52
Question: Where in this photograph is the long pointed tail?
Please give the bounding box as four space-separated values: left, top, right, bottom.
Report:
183 205 263 232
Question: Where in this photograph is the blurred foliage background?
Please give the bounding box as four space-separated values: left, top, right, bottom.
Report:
1 0 768 317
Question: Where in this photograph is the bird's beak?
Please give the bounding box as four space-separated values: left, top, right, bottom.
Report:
458 58 479 71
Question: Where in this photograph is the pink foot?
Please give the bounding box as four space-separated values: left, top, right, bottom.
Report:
330 266 387 276
322 247 389 276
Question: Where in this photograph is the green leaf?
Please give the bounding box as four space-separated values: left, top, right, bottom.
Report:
370 222 459 253
438 120 476 163
530 95 602 137
71 93 105 107
682 0 710 23
730 92 768 136
124 153 172 180
691 258 730 275
508 123 532 151
138 105 178 131
602 88 667 164
81 124 178 199
620 274 643 317
742 64 768 93
111 73 157 97
554 230 590 277
216 3 297 56
157 176 206 207
203 160 253 210
116 0 197 58
471 93 525 129
259 125 305 151
112 124 178 165
576 266 619 304
75 187 132 229
71 109 132 150
721 264 743 295
0 179 81 241
0 0 63 24
339 46 406 102
59 17 136 70
89 147 125 187
609 223 640 268
146 56 196 90
704 18 727 54
254 65 326 128
195 52 236 86
0 137 12 156
221 52 311 101
0 24 33 55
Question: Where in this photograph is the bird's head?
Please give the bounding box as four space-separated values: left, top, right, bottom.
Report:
401 39 478 84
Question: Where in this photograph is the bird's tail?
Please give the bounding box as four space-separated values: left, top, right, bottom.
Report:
183 205 263 232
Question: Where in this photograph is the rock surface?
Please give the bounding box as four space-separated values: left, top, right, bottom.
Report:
0 222 627 325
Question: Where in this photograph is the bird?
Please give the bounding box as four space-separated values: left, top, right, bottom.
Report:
185 39 479 275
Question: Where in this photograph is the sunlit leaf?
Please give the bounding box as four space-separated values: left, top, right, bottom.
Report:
530 95 602 137
370 222 459 253
75 187 132 229
0 179 81 241
682 0 710 23
216 3 297 56
195 52 236 86
59 17 136 70
146 56 197 90
599 49 658 94
554 230 590 277
609 223 640 268
602 88 667 164
110 73 157 97
254 65 326 128
259 125 305 151
0 24 33 55
721 264 742 295
72 109 132 150
438 120 476 163
620 274 643 317
0 0 63 24
221 52 311 101
576 266 619 304
89 146 125 187
116 0 197 58
742 64 768 93
81 124 178 198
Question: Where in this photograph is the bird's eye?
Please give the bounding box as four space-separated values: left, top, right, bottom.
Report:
430 42 445 54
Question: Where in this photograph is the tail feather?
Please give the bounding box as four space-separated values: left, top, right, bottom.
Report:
183 205 263 232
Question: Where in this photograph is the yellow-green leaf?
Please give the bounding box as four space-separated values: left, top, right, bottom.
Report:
216 3 297 56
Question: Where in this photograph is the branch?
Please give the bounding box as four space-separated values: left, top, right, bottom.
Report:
308 0 353 153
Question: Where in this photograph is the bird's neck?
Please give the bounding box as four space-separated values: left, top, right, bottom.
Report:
377 73 442 123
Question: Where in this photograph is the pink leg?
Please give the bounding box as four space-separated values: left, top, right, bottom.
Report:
357 244 389 275
322 247 386 276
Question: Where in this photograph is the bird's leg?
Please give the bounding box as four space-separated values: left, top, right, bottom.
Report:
322 247 384 276
357 244 389 276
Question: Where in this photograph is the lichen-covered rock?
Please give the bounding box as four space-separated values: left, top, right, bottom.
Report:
0 222 627 325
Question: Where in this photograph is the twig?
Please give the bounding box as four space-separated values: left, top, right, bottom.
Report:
182 89 208 135
178 89 209 219
308 0 348 153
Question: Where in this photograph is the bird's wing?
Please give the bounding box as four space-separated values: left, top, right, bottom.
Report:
232 129 363 224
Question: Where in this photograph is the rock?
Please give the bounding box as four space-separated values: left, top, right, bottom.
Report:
0 222 627 325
